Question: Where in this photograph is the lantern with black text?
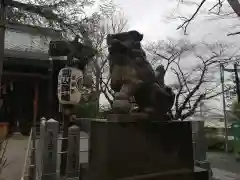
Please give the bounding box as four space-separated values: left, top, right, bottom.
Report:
57 67 83 105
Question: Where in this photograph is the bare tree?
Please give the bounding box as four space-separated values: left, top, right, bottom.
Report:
5 0 116 42
173 0 240 35
87 11 129 107
6 0 127 108
146 39 232 120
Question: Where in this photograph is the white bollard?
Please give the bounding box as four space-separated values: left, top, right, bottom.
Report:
66 125 80 178
37 117 46 178
41 119 59 180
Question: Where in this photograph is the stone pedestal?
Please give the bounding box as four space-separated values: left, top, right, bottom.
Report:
85 114 209 180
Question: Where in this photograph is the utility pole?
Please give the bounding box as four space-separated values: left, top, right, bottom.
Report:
223 64 240 102
234 63 240 103
0 0 6 95
48 59 53 118
220 63 229 153
200 101 203 117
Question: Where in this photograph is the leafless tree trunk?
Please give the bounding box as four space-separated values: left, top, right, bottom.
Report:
88 11 129 107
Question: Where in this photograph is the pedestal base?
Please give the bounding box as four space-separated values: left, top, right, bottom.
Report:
116 167 209 180
82 165 209 180
86 114 205 180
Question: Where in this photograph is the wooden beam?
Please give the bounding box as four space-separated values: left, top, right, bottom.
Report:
3 71 49 79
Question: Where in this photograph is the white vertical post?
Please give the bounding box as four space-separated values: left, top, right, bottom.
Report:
66 125 80 178
42 119 59 180
37 117 46 178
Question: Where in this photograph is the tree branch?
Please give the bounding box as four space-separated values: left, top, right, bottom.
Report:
227 0 240 17
176 0 207 34
171 68 184 113
175 58 208 119
205 86 235 99
181 94 205 120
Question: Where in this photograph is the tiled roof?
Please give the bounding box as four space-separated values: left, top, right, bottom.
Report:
4 23 61 60
4 49 48 60
5 22 61 37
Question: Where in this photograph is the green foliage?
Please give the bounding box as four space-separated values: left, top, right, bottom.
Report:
73 102 98 118
231 100 240 121
73 102 110 119
7 0 117 42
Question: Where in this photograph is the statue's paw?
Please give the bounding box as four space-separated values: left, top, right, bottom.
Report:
112 99 131 113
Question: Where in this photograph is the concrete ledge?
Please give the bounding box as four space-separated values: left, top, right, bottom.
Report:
87 119 195 180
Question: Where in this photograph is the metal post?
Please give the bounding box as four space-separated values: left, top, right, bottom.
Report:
0 0 6 95
29 83 38 180
60 47 75 176
200 101 203 117
220 63 228 152
29 83 39 180
60 107 71 176
48 59 53 118
234 63 240 103
38 117 46 178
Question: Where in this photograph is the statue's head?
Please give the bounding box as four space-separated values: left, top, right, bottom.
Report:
106 31 144 92
107 30 144 66
106 30 143 45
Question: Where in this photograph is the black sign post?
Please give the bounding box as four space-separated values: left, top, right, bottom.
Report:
234 63 240 103
0 0 6 95
223 64 240 103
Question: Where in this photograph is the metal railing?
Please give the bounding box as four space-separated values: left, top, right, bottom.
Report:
21 128 33 180
21 118 89 180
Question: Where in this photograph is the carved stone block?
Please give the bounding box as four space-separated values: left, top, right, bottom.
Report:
86 116 196 180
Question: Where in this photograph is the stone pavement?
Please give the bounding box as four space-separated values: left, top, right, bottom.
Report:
208 152 240 174
1 136 29 180
212 168 239 180
207 152 240 180
1 132 89 180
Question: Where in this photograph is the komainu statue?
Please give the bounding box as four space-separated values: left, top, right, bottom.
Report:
107 30 175 119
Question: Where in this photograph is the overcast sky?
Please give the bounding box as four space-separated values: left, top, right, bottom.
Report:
113 0 181 41
113 0 240 43
99 0 240 113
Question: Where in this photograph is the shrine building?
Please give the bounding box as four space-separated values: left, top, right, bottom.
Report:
1 22 64 135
